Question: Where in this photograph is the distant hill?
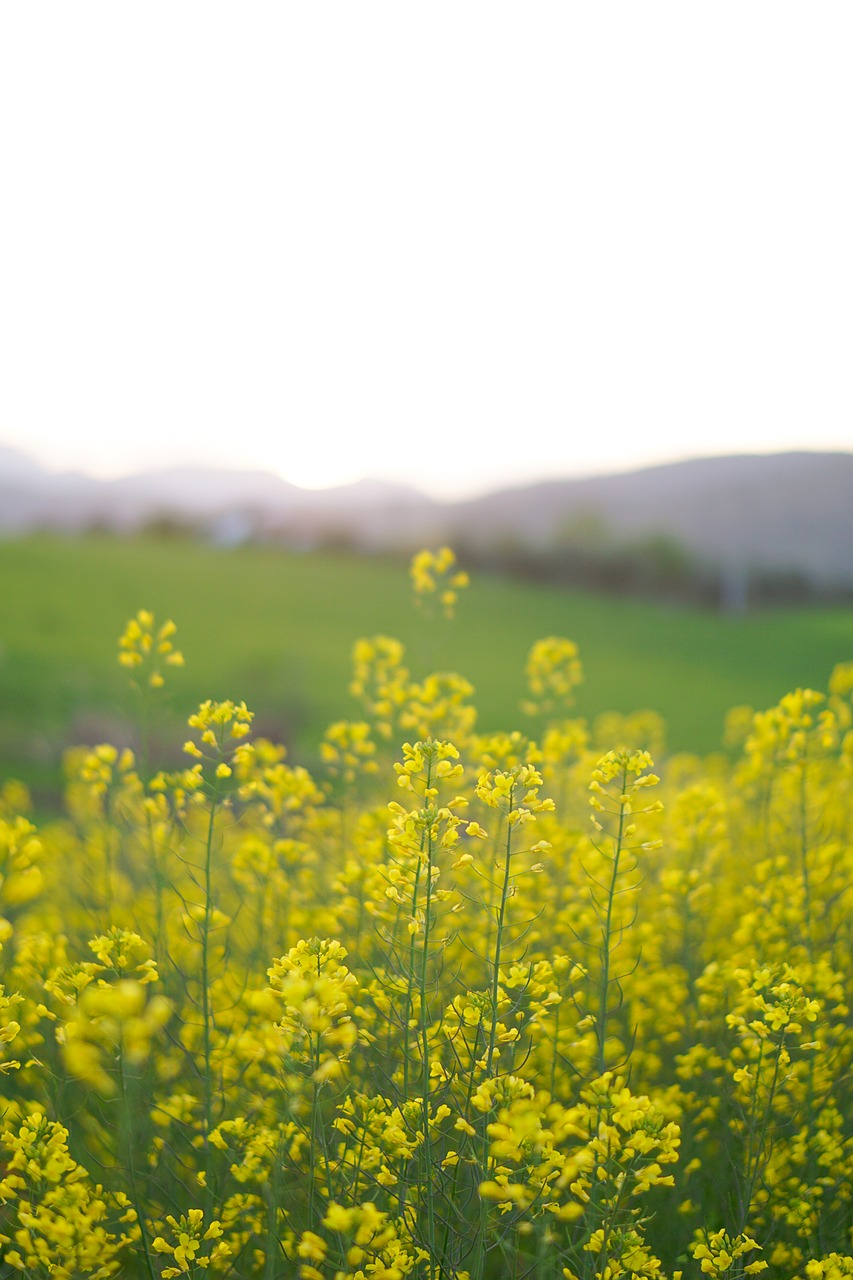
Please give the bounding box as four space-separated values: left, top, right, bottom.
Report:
0 447 435 543
447 453 853 586
2 446 852 586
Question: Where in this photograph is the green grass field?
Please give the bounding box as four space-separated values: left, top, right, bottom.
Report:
2 533 851 806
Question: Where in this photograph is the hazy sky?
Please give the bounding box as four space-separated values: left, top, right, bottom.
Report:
1 4 851 499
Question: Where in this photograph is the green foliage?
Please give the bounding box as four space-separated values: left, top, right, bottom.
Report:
0 534 851 807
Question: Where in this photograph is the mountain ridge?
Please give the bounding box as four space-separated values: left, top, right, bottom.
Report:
1 445 852 584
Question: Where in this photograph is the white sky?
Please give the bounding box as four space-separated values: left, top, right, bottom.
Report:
1 3 851 500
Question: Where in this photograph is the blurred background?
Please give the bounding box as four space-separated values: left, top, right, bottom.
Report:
1 3 851 808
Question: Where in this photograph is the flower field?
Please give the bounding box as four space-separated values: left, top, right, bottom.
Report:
1 550 853 1279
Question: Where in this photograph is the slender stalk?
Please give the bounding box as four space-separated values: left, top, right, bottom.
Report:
474 794 517 1280
418 781 439 1277
486 809 515 1078
549 1000 561 1102
308 1034 321 1227
596 766 627 1078
264 1130 286 1280
798 762 814 962
200 777 221 1217
439 1020 484 1270
403 857 424 1101
580 771 629 1280
117 1046 157 1280
738 1035 785 1235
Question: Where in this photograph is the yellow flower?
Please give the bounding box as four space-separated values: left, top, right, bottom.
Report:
117 610 184 690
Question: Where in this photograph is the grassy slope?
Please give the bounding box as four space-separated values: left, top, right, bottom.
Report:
1 534 851 801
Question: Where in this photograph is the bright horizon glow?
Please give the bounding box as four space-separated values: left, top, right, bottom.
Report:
1 4 851 502
7 439 853 505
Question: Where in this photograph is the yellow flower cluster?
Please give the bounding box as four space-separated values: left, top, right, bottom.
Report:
409 546 469 619
152 1209 231 1276
0 1112 132 1277
350 635 411 740
691 1229 767 1278
0 813 43 936
2 561 853 1278
522 635 584 717
183 698 255 782
117 609 184 689
268 938 360 1080
321 720 379 789
475 761 555 827
62 974 171 1095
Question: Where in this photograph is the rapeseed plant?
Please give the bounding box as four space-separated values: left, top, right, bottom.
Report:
410 547 469 623
1 560 853 1278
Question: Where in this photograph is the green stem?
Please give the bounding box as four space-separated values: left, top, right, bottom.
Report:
308 1045 321 1227
200 778 221 1217
474 795 516 1280
550 1000 561 1102
798 762 814 962
486 809 514 1078
418 785 439 1278
118 1045 157 1280
739 1034 785 1234
596 768 627 1078
402 857 424 1102
264 1131 286 1280
438 1026 483 1269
